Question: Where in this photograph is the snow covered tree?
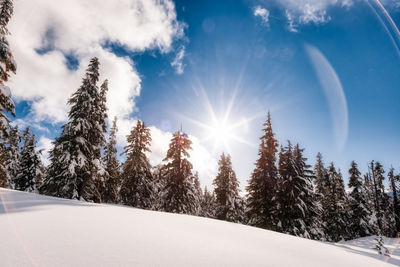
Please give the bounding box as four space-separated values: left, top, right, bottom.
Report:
4 124 19 188
371 161 396 237
14 127 44 192
0 0 16 188
120 120 154 209
375 233 390 256
347 161 373 238
323 163 350 241
213 153 244 223
275 142 320 239
246 112 279 229
193 172 203 215
0 0 15 136
388 167 400 234
151 164 165 210
0 143 7 187
313 152 329 239
102 116 120 203
200 186 216 218
40 58 107 202
314 152 328 198
159 130 198 215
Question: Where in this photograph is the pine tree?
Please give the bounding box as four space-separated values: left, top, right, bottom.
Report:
40 58 107 202
0 0 15 136
313 153 329 240
213 153 244 223
151 164 165 210
348 161 373 238
0 143 7 187
275 142 319 238
314 152 328 198
5 124 19 188
324 163 350 241
14 127 44 192
159 130 198 214
102 116 120 203
120 120 154 209
246 112 279 229
200 186 216 218
363 172 379 234
375 232 390 256
192 171 203 215
92 79 109 200
0 0 16 188
371 161 396 237
388 167 400 234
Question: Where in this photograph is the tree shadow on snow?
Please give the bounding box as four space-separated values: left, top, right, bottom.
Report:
0 189 95 215
327 237 400 266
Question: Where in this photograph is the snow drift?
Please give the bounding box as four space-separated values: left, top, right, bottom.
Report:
0 188 399 267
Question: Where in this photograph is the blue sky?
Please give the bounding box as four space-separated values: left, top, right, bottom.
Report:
9 0 400 189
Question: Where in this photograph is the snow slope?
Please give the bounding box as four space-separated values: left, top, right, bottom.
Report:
0 188 399 267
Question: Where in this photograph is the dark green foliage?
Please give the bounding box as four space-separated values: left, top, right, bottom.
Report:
0 0 15 187
275 142 319 238
371 161 396 237
213 153 244 223
388 168 400 233
102 116 121 203
159 130 199 214
348 161 373 238
200 186 216 218
120 120 154 209
14 127 44 192
40 58 107 202
323 163 350 241
246 112 279 229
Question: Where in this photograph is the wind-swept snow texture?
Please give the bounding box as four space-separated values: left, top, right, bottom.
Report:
0 188 399 267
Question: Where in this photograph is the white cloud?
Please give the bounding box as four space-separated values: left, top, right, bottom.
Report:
274 0 353 31
8 0 185 129
171 46 186 75
254 6 270 27
12 118 50 133
6 0 194 181
37 136 53 166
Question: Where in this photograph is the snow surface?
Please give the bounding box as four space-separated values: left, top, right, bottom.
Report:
0 188 399 267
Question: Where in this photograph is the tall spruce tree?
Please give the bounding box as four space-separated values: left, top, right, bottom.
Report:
246 112 279 229
213 153 244 223
323 163 350 241
193 172 203 215
120 120 154 209
5 124 19 188
348 161 373 238
102 116 120 204
314 152 328 198
40 58 107 202
388 167 400 234
14 127 44 192
276 142 319 238
159 130 198 214
313 152 329 240
0 0 16 188
363 172 379 233
200 186 216 218
371 161 396 237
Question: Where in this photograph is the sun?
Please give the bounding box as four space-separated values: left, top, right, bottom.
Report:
210 121 231 143
207 118 234 151
180 88 259 153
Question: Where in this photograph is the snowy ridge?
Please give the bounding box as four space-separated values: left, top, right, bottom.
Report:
0 188 399 267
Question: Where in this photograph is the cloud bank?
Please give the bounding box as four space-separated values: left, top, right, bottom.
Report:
7 0 217 187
